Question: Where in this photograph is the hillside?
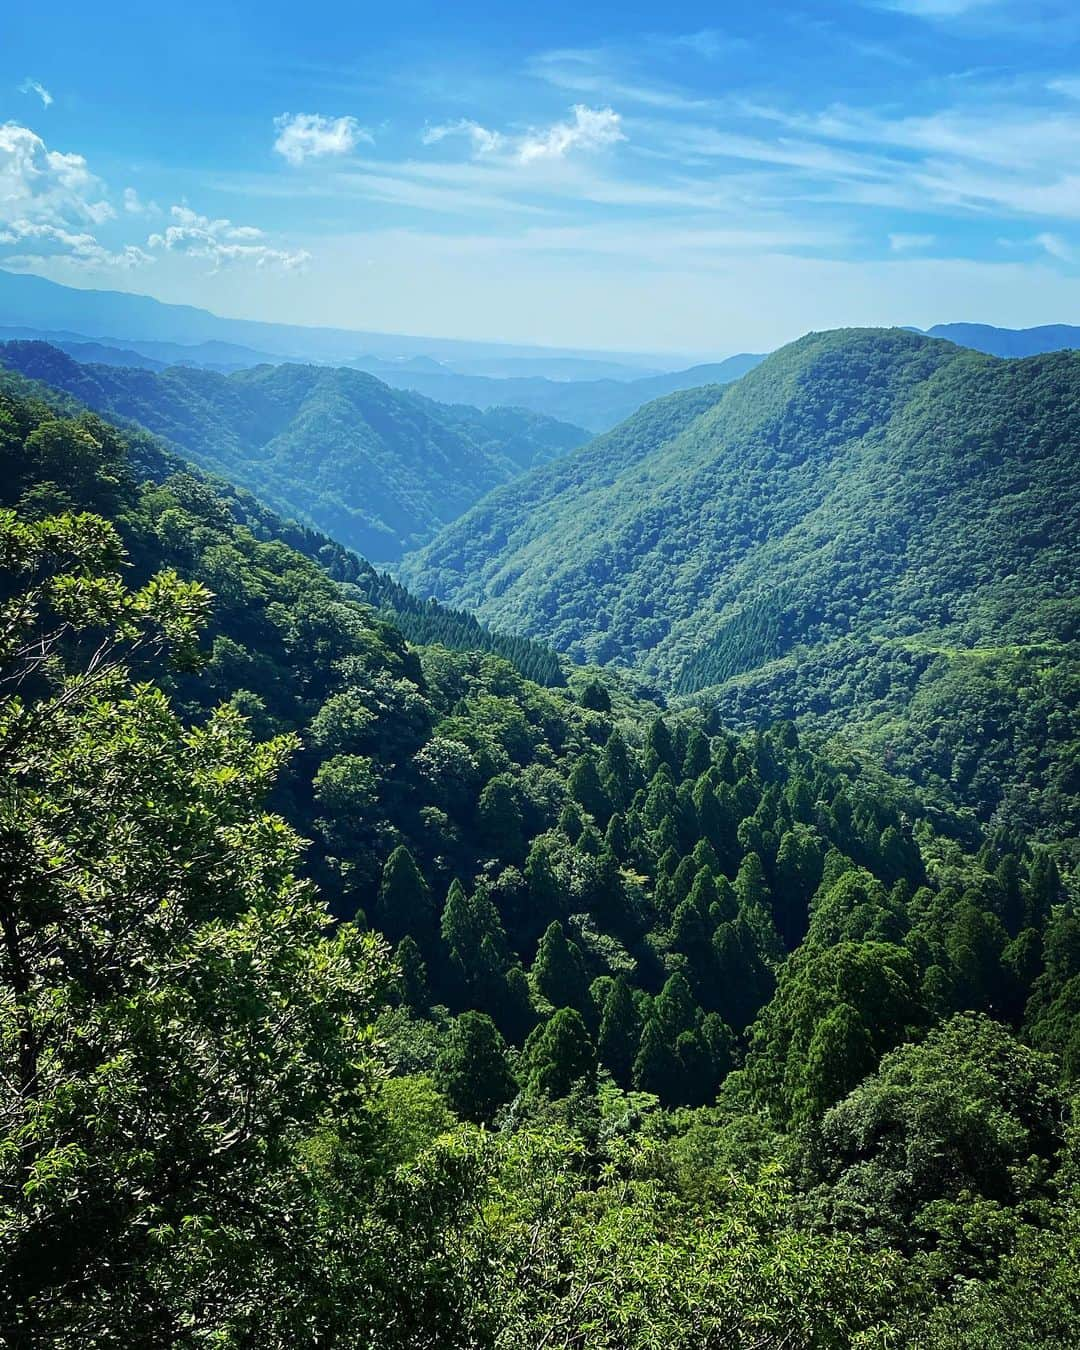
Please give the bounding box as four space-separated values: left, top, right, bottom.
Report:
400 328 1080 837
0 341 587 562
5 365 1079 1343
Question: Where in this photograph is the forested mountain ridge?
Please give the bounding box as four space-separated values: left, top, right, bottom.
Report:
0 363 565 686
400 328 1080 838
4 357 1080 1342
3 367 1079 1343
0 340 587 563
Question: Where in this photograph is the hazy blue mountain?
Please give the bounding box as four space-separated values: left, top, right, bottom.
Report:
924 322 1080 356
37 337 166 370
446 355 666 380
0 266 680 369
350 352 764 432
0 340 587 562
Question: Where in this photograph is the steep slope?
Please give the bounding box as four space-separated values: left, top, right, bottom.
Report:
0 362 564 686
8 336 1080 1348
401 329 1080 835
0 341 586 561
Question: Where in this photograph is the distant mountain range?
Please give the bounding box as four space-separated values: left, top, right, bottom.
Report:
0 268 681 376
921 322 1080 357
0 340 586 562
339 354 766 432
0 319 762 433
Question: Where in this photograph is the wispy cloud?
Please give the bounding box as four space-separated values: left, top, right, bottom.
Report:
423 104 625 165
889 232 937 250
519 105 624 162
422 119 504 155
1033 230 1074 260
273 112 371 165
148 204 310 270
0 220 152 270
421 103 623 164
531 48 720 113
19 79 53 108
877 0 1000 15
123 186 159 215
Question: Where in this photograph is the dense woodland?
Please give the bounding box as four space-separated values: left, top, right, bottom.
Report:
0 341 586 563
401 329 1080 841
1 358 1078 1345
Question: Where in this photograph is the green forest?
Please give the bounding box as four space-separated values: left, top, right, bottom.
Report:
1 344 1079 1346
400 329 1080 841
0 341 586 563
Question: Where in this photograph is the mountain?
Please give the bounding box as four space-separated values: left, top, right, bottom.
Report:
43 337 167 370
0 340 587 562
350 352 764 433
925 322 1080 357
447 354 665 380
6 357 1078 1346
400 328 1080 837
0 266 679 369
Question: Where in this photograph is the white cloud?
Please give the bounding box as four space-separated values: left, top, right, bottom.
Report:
889 232 936 250
422 119 505 155
423 104 625 166
1033 230 1074 260
518 105 625 163
0 123 114 227
0 219 152 269
123 186 160 215
19 79 53 108
273 112 370 165
667 29 736 59
875 0 1000 15
148 204 310 270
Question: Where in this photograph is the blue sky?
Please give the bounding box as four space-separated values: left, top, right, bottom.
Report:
5 0 1080 354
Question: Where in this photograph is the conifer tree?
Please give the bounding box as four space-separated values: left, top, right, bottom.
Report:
568 753 611 824
633 1016 681 1103
531 920 590 1012
476 774 524 861
435 1011 517 1123
597 977 641 1086
600 727 635 807
558 801 584 842
502 964 538 1042
995 854 1026 936
653 970 698 1046
798 1002 875 1119
440 878 510 1005
605 811 629 860
394 935 430 1012
643 717 676 777
376 845 432 944
1026 851 1064 930
524 837 564 936
525 1008 596 1098
682 728 712 780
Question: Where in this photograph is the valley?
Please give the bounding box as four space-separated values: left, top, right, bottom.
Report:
1 277 1078 1348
